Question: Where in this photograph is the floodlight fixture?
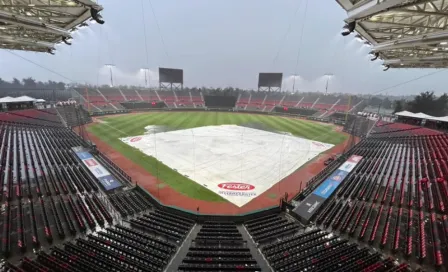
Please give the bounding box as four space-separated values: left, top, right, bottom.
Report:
290 74 300 92
371 52 379 61
324 73 334 94
354 34 363 42
90 8 105 25
62 36 72 45
47 48 55 55
382 65 390 71
105 64 115 86
141 68 150 87
341 21 356 36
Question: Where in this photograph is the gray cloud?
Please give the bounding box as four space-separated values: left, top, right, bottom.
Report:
0 0 446 96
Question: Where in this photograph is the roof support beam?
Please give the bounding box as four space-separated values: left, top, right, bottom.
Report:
0 5 82 8
364 21 444 30
0 35 54 49
0 10 71 37
384 55 448 65
393 8 448 17
346 0 409 21
372 29 448 51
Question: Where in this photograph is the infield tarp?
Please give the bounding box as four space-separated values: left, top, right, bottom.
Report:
120 125 334 207
293 155 362 222
72 147 122 191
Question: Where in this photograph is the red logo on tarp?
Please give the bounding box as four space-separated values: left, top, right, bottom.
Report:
130 137 142 142
84 159 98 167
218 183 255 191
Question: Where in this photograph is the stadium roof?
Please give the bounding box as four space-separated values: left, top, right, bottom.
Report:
336 0 448 69
0 0 103 53
0 95 39 102
395 110 448 122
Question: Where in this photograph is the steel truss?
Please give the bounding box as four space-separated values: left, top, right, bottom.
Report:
337 0 448 69
159 82 183 91
0 0 103 53
257 86 281 92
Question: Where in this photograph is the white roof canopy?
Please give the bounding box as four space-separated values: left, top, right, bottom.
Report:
0 95 37 103
395 110 448 122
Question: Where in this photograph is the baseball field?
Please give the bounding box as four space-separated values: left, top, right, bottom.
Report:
87 111 347 203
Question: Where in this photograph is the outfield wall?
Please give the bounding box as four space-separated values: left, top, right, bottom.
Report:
89 107 333 123
135 186 281 222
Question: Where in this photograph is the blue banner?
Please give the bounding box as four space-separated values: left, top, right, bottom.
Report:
313 180 339 199
98 175 122 191
293 155 363 222
73 147 122 191
76 151 93 160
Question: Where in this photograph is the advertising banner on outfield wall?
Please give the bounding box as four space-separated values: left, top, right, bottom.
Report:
293 155 363 222
72 147 122 191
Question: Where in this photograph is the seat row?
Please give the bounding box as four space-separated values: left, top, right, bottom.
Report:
108 189 152 216
3 223 179 272
1 193 113 258
311 135 448 268
244 214 300 243
0 123 102 201
129 209 195 241
56 105 92 127
261 229 410 272
179 222 261 271
0 109 63 127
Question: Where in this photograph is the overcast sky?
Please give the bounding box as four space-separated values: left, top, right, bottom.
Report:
0 0 447 95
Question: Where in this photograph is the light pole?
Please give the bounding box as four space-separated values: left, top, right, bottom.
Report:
141 68 150 87
105 64 115 87
324 73 334 94
291 74 299 93
141 68 151 103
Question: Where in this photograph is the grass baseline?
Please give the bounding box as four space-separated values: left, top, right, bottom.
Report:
88 112 347 202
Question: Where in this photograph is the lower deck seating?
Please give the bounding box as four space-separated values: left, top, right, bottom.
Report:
261 228 409 272
56 105 92 127
0 109 62 126
5 222 179 272
129 209 195 241
370 121 442 137
0 120 134 258
108 189 153 216
179 221 261 271
244 214 301 243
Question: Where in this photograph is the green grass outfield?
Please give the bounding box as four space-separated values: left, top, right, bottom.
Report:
88 112 347 202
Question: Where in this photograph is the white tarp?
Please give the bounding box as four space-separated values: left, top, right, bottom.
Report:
120 125 334 207
395 110 448 122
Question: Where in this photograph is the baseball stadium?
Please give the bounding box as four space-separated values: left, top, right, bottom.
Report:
1 1 448 272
